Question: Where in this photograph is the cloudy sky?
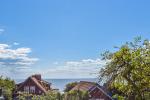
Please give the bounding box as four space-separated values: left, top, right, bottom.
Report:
0 0 149 79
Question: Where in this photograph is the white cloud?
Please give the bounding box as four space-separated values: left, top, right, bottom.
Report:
0 44 9 49
53 62 59 65
0 57 107 79
0 43 38 66
0 29 4 34
0 43 107 79
0 43 39 78
13 42 19 46
45 58 108 78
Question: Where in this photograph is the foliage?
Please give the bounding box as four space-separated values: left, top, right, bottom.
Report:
99 37 150 100
112 94 124 100
42 90 62 100
17 91 63 100
16 89 89 100
64 82 78 92
0 76 15 100
64 90 89 100
63 82 90 100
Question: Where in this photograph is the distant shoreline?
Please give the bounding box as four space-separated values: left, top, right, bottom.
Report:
15 78 98 92
14 78 98 82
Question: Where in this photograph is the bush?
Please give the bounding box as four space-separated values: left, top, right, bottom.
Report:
64 82 78 92
0 76 15 100
64 90 89 100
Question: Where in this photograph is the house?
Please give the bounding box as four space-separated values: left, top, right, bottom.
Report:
70 81 113 100
14 74 51 96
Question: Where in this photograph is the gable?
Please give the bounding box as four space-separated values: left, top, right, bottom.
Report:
89 86 112 100
17 77 47 94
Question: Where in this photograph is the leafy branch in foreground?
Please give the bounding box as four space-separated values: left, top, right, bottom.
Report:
99 37 150 100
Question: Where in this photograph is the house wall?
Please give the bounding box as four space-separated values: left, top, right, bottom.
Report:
17 78 44 95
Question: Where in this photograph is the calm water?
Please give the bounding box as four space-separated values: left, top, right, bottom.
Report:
15 78 98 92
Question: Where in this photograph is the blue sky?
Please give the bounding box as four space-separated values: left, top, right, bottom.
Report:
0 0 149 79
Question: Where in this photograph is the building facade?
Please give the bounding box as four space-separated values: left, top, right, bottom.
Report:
14 74 51 96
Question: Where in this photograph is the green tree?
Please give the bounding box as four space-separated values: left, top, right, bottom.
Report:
0 76 15 100
64 90 89 100
43 91 62 100
99 37 150 100
64 82 78 92
30 91 62 100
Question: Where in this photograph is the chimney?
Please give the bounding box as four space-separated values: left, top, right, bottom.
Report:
32 74 41 80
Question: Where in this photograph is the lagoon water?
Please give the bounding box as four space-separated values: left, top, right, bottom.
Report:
15 78 98 92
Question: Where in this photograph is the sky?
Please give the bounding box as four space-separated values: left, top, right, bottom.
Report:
0 0 150 79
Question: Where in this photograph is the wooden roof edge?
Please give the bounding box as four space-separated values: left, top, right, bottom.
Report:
30 77 47 93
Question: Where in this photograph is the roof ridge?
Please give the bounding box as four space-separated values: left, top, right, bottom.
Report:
80 81 96 84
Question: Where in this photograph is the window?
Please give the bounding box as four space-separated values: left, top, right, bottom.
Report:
24 86 29 93
30 86 35 93
39 90 41 94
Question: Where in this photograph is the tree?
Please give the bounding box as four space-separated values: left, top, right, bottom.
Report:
0 76 15 100
99 37 150 100
64 90 89 100
64 82 78 92
43 90 62 100
17 91 63 100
